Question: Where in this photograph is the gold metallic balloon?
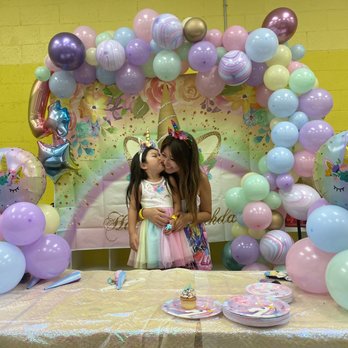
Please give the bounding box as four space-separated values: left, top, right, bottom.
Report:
183 17 207 43
268 211 284 230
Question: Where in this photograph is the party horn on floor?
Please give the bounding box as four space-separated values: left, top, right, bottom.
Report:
116 270 126 290
44 271 81 290
26 276 41 289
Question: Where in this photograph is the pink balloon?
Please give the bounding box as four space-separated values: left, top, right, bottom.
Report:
286 238 334 294
288 60 305 73
293 150 315 177
242 262 270 271
133 8 159 42
307 198 329 218
44 55 60 72
196 66 225 98
205 29 223 47
243 202 272 230
222 25 248 51
256 84 272 107
73 26 97 49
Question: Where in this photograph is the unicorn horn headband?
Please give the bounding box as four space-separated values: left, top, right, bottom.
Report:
168 120 189 141
138 129 158 163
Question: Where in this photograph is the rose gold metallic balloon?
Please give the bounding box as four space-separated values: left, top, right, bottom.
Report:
262 7 298 44
28 80 52 139
267 211 284 230
183 17 207 43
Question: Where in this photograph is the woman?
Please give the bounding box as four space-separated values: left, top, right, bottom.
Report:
141 122 213 270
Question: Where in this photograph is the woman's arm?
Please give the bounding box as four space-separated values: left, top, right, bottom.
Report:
142 207 169 227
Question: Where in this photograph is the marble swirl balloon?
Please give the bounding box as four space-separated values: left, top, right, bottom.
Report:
260 230 294 265
313 131 348 210
96 39 125 71
0 148 46 213
218 50 252 86
152 13 184 50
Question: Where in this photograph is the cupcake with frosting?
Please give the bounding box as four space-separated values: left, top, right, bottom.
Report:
180 285 197 310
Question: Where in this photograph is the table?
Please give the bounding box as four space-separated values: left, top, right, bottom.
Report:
1 269 348 347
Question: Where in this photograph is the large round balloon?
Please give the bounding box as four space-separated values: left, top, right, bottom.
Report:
0 148 46 213
313 131 348 209
222 241 244 270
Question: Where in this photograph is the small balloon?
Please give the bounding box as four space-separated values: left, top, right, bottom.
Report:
183 17 207 43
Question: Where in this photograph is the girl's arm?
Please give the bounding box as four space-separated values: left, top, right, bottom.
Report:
128 188 140 251
173 172 212 231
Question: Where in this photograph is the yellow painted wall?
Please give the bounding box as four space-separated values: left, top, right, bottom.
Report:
0 0 347 268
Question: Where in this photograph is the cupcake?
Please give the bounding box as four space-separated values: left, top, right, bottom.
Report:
180 285 197 310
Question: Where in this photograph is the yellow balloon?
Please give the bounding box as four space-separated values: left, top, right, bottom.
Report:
314 78 319 88
248 229 266 239
231 222 248 238
270 117 287 129
86 47 97 66
38 203 60 234
263 65 289 91
266 45 292 67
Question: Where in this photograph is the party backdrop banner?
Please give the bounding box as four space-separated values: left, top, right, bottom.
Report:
53 75 272 250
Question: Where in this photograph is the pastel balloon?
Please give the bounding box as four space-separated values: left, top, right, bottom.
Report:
263 64 289 90
49 71 77 99
264 172 277 191
142 54 156 78
290 44 305 60
271 121 299 148
313 131 348 209
289 67 316 95
268 88 299 118
95 31 112 46
299 120 334 153
224 187 248 214
245 28 279 63
307 205 348 253
279 184 321 220
262 7 298 44
289 111 309 129
260 230 294 265
1 202 45 246
231 235 260 266
276 173 294 191
222 241 244 270
266 146 294 174
114 27 136 47
246 62 267 87
73 26 97 49
73 62 96 84
96 66 116 85
299 88 333 120
255 84 272 107
218 50 252 85
307 198 329 218
0 242 26 294
188 41 217 72
196 66 225 98
242 173 270 201
266 44 292 67
176 41 192 60
85 47 97 66
125 38 151 66
222 25 248 51
293 150 315 177
231 222 248 238
96 40 125 71
286 238 334 294
35 66 51 81
326 250 348 310
133 8 159 42
242 202 272 231
115 63 145 95
38 203 60 234
263 191 282 210
205 29 223 47
248 229 266 240
0 148 46 213
152 13 184 50
287 60 306 73
153 50 181 81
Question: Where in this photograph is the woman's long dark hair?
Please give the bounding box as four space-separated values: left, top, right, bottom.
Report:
161 133 200 222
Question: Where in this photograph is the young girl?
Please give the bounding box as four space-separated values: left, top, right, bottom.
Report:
126 132 193 269
143 122 213 270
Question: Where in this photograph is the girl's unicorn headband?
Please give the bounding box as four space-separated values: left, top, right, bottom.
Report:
138 130 158 163
168 120 189 141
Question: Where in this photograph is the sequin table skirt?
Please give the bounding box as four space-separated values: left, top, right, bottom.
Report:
1 269 348 347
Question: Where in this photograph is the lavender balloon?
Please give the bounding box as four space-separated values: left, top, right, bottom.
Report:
1 202 45 246
73 62 96 84
276 173 294 191
115 63 145 95
22 234 71 280
126 39 151 66
299 88 333 120
188 41 217 72
231 235 260 266
218 50 252 85
48 32 85 71
246 62 267 87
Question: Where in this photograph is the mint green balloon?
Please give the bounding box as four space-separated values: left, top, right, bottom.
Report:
242 173 270 201
216 47 227 62
153 50 181 82
96 32 112 46
263 191 281 209
224 187 248 214
142 54 156 78
326 250 348 310
258 155 268 174
35 66 51 81
176 42 192 60
289 68 316 95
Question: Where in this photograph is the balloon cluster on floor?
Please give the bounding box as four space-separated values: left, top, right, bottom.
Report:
0 148 70 294
216 5 348 310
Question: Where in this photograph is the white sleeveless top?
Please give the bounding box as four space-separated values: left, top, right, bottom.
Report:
141 177 173 208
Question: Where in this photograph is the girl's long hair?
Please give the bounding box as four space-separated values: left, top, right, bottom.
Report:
126 147 152 211
161 133 200 222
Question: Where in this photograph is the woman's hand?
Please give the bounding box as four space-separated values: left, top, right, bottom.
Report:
143 207 170 227
129 233 139 252
172 212 191 232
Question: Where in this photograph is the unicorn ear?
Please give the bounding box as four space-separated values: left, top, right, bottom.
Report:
16 166 24 178
196 131 221 171
123 136 141 166
0 155 8 173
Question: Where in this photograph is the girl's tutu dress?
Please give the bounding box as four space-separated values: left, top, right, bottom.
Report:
128 177 194 269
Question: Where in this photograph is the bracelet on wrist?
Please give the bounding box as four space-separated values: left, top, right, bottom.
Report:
139 208 144 220
171 214 178 220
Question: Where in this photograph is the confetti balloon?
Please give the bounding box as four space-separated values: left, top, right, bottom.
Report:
260 230 294 265
218 50 252 85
